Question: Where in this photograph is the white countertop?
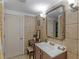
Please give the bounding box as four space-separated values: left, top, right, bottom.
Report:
35 42 67 58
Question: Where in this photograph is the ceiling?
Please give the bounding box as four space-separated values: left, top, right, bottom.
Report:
4 0 64 16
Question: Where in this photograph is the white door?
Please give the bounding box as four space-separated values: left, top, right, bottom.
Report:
4 14 24 58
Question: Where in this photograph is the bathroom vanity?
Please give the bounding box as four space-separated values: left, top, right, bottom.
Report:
34 42 67 59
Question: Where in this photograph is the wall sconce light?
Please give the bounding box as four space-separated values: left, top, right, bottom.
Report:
67 0 78 12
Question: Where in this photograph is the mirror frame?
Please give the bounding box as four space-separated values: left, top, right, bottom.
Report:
46 5 66 40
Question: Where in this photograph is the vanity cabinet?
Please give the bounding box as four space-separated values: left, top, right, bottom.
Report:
34 43 67 59
42 51 51 59
35 46 51 59
35 46 41 59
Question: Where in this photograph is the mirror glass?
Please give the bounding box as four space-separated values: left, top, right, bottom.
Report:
46 6 65 40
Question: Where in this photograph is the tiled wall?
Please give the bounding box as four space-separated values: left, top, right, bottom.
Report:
36 16 47 41
40 17 47 41
0 2 2 37
24 16 36 52
39 0 79 59
0 1 3 59
78 1 79 58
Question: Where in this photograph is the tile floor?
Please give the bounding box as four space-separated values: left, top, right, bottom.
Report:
8 54 33 59
0 39 33 59
0 38 4 59
0 51 3 59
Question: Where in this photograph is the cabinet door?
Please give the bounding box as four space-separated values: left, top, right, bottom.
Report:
42 52 51 59
35 46 41 59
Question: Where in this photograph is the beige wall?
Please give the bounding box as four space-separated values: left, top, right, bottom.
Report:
0 2 2 37
24 16 36 52
0 2 3 59
39 1 79 59
35 16 47 41
40 17 47 41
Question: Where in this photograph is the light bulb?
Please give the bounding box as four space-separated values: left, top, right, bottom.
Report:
67 0 75 4
40 13 46 18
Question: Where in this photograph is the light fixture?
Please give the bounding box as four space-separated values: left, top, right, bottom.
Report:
67 0 75 5
40 12 46 18
67 0 78 12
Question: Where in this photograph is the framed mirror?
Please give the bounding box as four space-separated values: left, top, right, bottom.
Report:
46 5 65 40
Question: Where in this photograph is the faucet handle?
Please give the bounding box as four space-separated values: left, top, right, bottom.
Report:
58 46 65 51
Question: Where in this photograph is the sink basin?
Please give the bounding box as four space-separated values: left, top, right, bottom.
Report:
47 41 66 51
35 42 67 58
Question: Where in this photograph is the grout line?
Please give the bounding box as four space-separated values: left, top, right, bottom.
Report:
77 0 79 59
66 23 78 25
65 37 78 40
68 50 78 55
